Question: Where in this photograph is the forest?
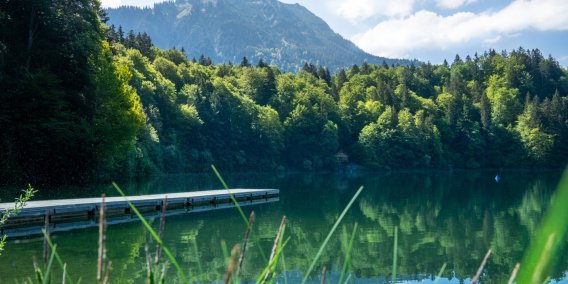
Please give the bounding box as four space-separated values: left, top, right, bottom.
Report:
1 0 568 184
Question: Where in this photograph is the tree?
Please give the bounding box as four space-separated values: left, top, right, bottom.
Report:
240 56 251 67
257 58 268 68
485 75 522 126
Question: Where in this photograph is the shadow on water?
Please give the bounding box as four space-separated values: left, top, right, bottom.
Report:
0 170 566 282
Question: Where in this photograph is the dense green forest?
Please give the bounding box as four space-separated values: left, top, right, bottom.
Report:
1 0 568 184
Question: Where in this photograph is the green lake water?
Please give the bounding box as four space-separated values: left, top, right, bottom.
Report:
1 171 567 283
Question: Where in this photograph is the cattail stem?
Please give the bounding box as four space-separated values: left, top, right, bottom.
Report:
103 261 112 284
263 216 287 283
224 244 240 284
97 194 107 282
321 266 327 284
155 197 168 264
62 263 67 284
471 249 492 284
237 211 256 276
507 263 520 284
145 243 153 283
43 209 50 264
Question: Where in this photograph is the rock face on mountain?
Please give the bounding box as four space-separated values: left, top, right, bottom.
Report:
107 0 415 72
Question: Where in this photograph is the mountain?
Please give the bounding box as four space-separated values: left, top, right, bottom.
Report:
106 0 416 72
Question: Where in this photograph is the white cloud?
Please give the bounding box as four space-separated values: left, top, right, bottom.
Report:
336 0 415 22
100 0 168 8
101 0 122 8
353 0 568 58
435 0 477 10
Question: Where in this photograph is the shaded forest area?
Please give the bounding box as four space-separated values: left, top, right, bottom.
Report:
1 0 568 184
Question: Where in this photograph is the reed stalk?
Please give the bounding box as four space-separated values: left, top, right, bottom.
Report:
103 261 112 284
224 244 240 284
43 210 49 265
255 237 290 284
237 211 256 277
268 216 287 263
433 262 447 284
97 194 107 282
159 263 167 284
507 263 520 284
145 244 154 284
320 266 326 284
155 197 168 265
471 249 492 284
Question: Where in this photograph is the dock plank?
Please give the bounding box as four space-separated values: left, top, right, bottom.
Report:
0 188 279 230
0 188 278 211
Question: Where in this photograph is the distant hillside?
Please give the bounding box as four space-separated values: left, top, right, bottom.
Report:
106 0 417 72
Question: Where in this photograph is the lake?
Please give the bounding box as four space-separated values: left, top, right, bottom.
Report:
1 170 567 283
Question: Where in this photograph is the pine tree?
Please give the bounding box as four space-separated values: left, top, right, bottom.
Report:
117 25 124 42
240 56 251 67
257 58 268 68
198 54 207 66
337 69 347 90
480 92 491 130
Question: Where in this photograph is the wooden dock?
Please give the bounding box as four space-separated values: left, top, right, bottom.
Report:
0 188 279 238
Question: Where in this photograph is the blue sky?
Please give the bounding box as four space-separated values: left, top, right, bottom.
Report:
101 0 568 66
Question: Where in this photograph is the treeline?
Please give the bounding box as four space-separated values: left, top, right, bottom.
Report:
1 0 567 183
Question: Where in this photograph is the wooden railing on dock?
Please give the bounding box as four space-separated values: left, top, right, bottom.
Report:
0 188 279 238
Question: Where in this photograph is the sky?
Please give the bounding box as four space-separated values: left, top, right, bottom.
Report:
101 0 568 66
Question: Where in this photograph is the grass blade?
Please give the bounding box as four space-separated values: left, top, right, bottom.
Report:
517 168 568 283
42 229 74 284
339 223 358 284
255 237 291 284
301 185 364 284
211 165 268 263
62 263 67 284
42 244 57 284
281 251 288 284
112 182 189 283
392 226 398 283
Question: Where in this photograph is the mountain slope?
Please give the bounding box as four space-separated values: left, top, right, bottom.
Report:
106 0 416 72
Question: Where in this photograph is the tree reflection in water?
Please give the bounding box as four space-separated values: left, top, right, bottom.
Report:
0 171 566 282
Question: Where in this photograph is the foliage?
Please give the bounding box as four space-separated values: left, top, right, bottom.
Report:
517 168 568 283
1 0 568 183
0 185 37 255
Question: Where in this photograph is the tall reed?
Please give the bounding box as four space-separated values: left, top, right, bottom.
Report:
112 182 189 283
97 194 107 282
471 249 491 284
237 211 256 277
301 185 364 284
155 197 168 264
